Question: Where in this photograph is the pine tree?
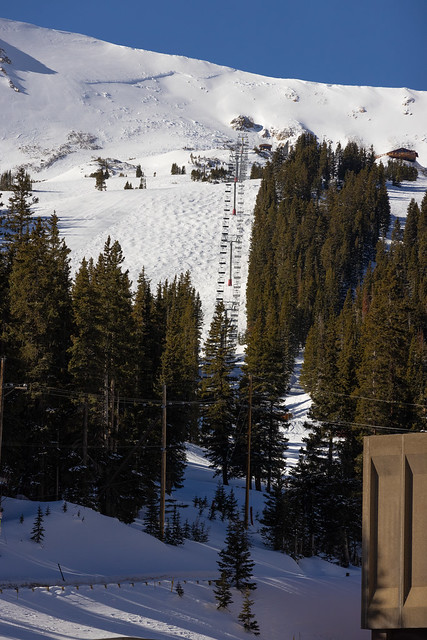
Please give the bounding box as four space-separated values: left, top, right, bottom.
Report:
30 505 45 544
69 257 104 394
94 170 106 191
72 238 140 520
354 243 414 432
200 301 236 485
164 503 184 545
211 482 228 520
238 306 289 491
214 571 233 610
217 517 256 591
160 273 202 490
8 214 72 385
403 199 420 302
94 237 135 413
238 589 260 635
2 168 38 248
260 476 287 551
133 268 157 397
144 488 160 537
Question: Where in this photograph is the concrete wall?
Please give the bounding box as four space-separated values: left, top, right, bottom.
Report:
362 433 427 633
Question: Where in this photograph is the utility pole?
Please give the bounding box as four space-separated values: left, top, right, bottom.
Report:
0 357 5 469
83 394 88 466
160 384 167 541
0 359 27 495
244 373 252 529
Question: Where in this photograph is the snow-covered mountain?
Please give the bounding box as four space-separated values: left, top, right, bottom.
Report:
1 17 426 170
0 19 427 172
1 17 427 332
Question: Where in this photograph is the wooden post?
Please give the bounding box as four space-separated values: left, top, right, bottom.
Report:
160 384 167 540
244 373 252 529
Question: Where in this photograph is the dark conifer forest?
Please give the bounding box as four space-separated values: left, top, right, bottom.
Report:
248 134 427 563
1 134 426 565
0 172 202 524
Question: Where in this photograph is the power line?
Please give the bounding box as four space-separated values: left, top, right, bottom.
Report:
322 389 427 410
310 418 416 434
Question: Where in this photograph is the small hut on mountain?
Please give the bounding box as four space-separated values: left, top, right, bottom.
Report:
386 148 418 162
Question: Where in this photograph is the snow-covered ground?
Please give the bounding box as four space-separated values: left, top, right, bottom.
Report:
32 163 260 339
0 442 369 640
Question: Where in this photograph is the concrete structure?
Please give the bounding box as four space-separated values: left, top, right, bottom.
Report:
362 433 427 639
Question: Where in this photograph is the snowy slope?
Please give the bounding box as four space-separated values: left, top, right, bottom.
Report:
0 16 426 174
0 445 369 640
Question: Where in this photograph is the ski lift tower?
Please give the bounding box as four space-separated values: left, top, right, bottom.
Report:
215 135 249 348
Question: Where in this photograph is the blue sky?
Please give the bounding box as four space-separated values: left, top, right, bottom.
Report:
2 0 426 90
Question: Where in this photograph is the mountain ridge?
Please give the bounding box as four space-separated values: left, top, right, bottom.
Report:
0 17 426 175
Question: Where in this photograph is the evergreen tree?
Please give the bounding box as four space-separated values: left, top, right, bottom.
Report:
133 268 157 397
69 257 104 394
403 199 420 302
30 505 45 544
200 301 236 485
144 488 160 537
239 305 290 491
354 242 414 432
0 170 12 190
94 170 106 191
214 571 233 610
217 517 256 591
160 272 202 491
250 163 264 179
94 237 135 426
70 238 140 519
67 257 105 503
1 168 38 248
164 503 184 545
238 589 260 635
260 476 287 551
7 214 72 385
